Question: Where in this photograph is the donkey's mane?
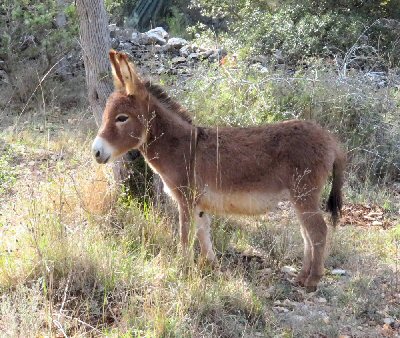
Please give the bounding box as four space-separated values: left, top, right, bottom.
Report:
144 80 192 124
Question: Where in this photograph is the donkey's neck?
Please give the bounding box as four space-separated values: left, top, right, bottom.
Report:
139 100 196 190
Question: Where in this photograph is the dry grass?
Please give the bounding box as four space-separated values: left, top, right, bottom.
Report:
0 109 399 337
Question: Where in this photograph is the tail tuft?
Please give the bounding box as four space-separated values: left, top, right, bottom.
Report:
326 152 345 226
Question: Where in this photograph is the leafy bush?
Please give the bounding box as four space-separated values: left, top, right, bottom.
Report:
0 0 78 105
192 0 400 64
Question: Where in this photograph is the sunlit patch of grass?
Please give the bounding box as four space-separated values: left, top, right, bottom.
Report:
0 145 19 196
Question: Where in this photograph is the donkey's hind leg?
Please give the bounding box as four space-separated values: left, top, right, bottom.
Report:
194 208 216 262
296 225 312 286
296 207 328 291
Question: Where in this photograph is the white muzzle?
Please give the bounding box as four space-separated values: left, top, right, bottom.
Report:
92 136 114 164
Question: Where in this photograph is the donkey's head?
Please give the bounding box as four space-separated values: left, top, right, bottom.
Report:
92 50 149 164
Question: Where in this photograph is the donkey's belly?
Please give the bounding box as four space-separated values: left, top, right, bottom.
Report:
197 188 290 215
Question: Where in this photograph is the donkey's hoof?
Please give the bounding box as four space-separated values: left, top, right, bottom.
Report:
304 274 322 292
199 253 217 268
295 274 308 287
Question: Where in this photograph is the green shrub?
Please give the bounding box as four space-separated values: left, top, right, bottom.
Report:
192 0 400 64
0 0 78 105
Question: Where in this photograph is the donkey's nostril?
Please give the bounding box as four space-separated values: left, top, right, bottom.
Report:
95 150 100 158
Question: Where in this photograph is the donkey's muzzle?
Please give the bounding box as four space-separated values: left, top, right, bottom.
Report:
92 136 113 164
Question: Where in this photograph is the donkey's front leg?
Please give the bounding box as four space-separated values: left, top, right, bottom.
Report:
178 203 190 251
194 207 216 262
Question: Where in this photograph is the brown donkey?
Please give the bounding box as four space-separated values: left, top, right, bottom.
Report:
92 50 345 291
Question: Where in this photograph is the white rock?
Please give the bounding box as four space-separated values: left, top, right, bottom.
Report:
147 27 169 39
283 299 298 307
120 42 133 50
0 70 10 84
108 23 117 32
131 32 150 45
115 28 135 41
272 306 289 313
199 50 213 58
281 265 297 276
188 52 200 60
372 220 383 226
331 268 347 276
316 297 327 303
180 45 193 57
383 317 395 325
171 56 186 64
167 37 188 49
156 67 166 75
145 31 166 45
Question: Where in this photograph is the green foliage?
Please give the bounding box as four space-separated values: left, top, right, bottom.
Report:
166 5 190 38
105 0 138 26
192 0 400 63
0 0 78 103
174 65 285 127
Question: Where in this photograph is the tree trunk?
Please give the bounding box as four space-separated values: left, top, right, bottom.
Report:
76 0 113 125
75 0 155 201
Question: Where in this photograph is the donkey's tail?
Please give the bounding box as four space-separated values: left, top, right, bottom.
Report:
326 150 346 227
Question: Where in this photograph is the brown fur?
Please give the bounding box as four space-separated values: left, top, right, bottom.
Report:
94 51 346 291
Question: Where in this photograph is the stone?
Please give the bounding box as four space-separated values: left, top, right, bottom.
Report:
120 42 133 51
147 27 169 39
171 56 186 64
0 70 10 84
281 265 297 276
167 37 188 49
131 32 150 45
199 50 213 58
188 52 200 60
323 316 330 324
282 299 298 308
180 45 194 57
115 28 135 41
109 23 117 32
372 220 383 226
156 66 166 74
208 48 227 62
331 268 347 276
272 306 289 313
145 31 166 45
383 317 395 325
110 38 120 49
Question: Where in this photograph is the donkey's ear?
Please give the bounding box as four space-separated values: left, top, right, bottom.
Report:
109 50 125 91
116 52 142 96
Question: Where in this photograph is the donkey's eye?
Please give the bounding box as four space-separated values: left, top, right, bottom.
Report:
115 115 129 123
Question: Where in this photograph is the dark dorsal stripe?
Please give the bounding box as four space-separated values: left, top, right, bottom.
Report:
144 80 192 124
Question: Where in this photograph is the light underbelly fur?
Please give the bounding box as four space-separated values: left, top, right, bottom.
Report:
147 163 290 215
197 188 290 215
